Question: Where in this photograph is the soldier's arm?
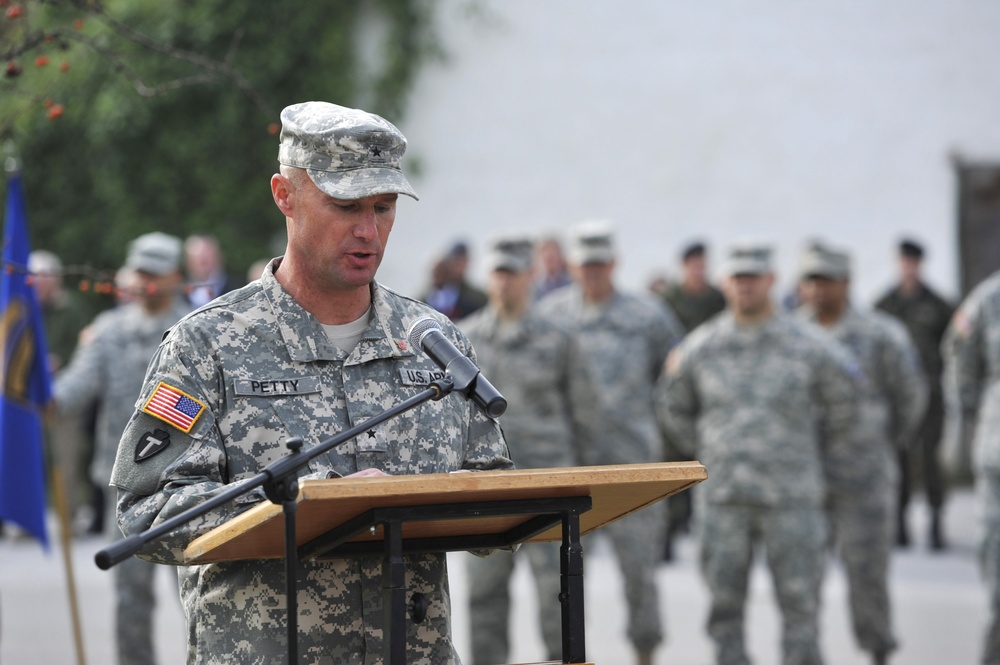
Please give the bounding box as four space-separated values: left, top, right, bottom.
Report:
654 345 699 458
881 321 929 448
813 342 862 456
52 313 111 414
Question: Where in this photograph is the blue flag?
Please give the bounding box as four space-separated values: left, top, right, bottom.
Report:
0 171 53 549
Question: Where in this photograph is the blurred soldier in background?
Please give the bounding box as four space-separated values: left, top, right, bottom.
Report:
661 241 726 334
658 240 727 560
875 239 954 549
460 234 597 664
798 244 927 665
537 220 682 665
942 271 1000 665
657 242 860 665
54 232 190 665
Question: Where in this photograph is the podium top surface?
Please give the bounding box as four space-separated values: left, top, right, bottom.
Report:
183 461 706 564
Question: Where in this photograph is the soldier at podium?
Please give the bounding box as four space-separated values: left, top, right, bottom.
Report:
459 234 598 664
109 101 513 664
657 242 861 665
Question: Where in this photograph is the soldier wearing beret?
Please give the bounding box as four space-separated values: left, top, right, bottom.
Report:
55 232 191 665
875 239 954 549
459 234 598 664
657 242 861 665
798 243 927 665
110 102 512 664
537 221 683 665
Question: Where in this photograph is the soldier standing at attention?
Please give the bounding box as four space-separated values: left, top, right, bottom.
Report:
459 234 597 665
656 243 860 665
109 102 512 664
941 270 1000 665
661 241 727 335
798 244 927 665
55 232 191 665
658 240 727 560
536 220 682 665
875 238 954 549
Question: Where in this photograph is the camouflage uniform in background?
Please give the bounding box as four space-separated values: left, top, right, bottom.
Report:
111 264 512 665
657 312 860 665
799 306 927 657
56 296 190 665
536 283 682 654
459 305 597 664
941 271 1000 664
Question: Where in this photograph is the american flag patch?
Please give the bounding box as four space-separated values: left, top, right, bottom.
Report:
142 382 206 433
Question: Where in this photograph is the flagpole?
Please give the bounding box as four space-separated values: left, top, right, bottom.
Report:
51 463 88 665
3 147 86 665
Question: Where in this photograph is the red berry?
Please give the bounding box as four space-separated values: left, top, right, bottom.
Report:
72 18 83 30
59 61 70 72
4 60 21 78
5 4 22 19
47 104 64 120
35 55 50 67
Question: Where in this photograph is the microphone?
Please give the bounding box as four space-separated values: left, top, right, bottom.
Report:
406 316 507 418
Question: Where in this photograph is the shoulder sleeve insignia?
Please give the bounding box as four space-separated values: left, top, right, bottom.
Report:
135 428 171 463
142 382 206 433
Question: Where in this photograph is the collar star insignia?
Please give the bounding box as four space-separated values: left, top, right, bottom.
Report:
367 429 377 439
371 146 382 158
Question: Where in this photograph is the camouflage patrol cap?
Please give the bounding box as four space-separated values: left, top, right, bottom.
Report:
725 242 772 276
567 220 616 265
278 101 418 201
799 243 851 281
485 234 535 273
125 232 183 276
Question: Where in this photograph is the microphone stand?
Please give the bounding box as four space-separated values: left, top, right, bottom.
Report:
95 378 457 665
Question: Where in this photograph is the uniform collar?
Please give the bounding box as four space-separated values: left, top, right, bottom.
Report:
261 258 416 364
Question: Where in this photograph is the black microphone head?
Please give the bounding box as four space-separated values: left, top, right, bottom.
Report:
406 316 442 350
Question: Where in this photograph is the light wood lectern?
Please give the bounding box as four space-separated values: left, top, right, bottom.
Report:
183 461 707 665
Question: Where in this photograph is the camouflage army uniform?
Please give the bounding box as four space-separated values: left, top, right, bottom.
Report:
800 306 926 657
56 297 191 665
110 261 512 665
536 284 681 653
941 271 1000 664
459 305 596 664
657 312 860 665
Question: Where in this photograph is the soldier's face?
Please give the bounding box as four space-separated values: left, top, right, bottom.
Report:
724 273 773 316
488 269 532 315
277 173 397 292
571 260 615 302
801 276 848 315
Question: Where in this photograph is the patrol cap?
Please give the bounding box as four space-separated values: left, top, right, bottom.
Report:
799 244 851 281
278 101 418 201
485 235 534 273
28 249 62 275
724 242 773 276
899 238 924 259
125 232 183 276
567 220 616 265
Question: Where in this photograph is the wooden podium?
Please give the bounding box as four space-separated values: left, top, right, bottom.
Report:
183 461 707 665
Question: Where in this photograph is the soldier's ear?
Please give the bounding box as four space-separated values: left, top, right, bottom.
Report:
271 174 294 217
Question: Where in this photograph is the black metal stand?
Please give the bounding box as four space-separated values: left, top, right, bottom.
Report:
298 495 593 664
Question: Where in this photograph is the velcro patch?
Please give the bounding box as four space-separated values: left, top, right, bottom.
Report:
135 428 171 463
397 368 447 386
142 382 206 433
233 377 322 396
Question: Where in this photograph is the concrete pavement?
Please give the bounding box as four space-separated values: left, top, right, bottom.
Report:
0 489 987 664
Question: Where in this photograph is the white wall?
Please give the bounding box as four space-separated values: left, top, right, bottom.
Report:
379 0 1000 305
